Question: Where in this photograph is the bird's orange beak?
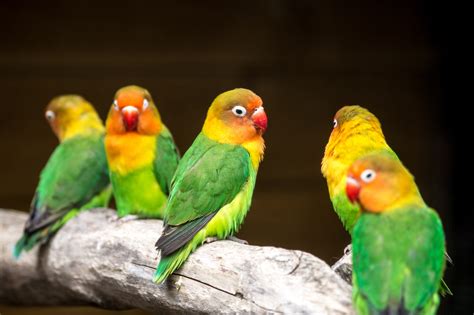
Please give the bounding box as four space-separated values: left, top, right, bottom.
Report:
251 107 268 134
346 175 360 203
122 106 139 131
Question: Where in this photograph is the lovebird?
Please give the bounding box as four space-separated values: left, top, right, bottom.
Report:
321 106 405 234
105 85 180 218
346 153 446 315
14 95 112 258
154 88 267 283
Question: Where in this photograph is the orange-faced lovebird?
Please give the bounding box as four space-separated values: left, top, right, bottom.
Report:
154 88 267 283
105 85 180 218
14 95 111 258
346 153 447 315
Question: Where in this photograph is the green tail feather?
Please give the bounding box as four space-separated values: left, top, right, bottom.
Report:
13 186 112 259
13 235 30 259
154 232 206 284
13 208 80 259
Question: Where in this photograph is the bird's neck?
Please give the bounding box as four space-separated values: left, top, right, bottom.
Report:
60 116 104 142
242 136 265 170
322 127 391 194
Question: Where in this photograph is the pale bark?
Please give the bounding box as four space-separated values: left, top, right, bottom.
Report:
0 209 354 314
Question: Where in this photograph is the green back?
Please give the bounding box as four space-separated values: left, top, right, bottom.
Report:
26 134 110 234
165 133 250 225
153 126 180 196
156 133 251 256
352 206 445 314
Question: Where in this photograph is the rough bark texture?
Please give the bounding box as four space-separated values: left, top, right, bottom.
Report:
0 208 354 314
331 247 353 285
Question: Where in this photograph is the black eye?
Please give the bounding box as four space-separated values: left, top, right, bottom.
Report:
360 169 376 183
333 119 338 128
113 100 119 110
143 99 149 110
45 110 55 121
232 105 247 117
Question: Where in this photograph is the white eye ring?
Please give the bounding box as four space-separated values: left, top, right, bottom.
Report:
232 105 247 117
113 100 119 110
143 99 149 110
360 169 376 183
45 110 55 121
333 119 338 128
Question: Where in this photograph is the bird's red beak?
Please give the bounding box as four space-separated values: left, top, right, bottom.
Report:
346 175 360 203
122 106 139 131
251 107 268 134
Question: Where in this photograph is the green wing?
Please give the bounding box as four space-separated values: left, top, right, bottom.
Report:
153 126 180 196
353 207 445 314
156 133 250 256
24 135 110 235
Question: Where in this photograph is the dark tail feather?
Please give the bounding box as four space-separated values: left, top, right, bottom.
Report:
156 213 215 256
371 309 411 315
370 302 415 315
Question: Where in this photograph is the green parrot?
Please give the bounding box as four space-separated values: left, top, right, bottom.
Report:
346 153 447 314
105 85 180 218
154 88 268 283
14 95 112 258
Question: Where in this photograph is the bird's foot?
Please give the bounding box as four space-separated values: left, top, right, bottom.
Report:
116 215 140 224
343 244 352 255
227 236 248 245
173 276 183 291
204 237 219 244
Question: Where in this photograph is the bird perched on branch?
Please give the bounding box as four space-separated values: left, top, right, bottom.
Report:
154 88 267 283
14 95 111 258
105 85 180 218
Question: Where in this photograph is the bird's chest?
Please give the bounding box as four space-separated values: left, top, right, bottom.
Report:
105 133 156 175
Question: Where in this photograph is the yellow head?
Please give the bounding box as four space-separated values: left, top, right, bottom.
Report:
45 95 104 142
202 88 267 168
324 105 385 160
321 105 391 192
203 88 267 144
346 153 424 213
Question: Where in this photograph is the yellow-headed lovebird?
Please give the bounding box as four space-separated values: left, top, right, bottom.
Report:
154 88 267 283
321 106 408 234
346 153 446 315
14 95 112 258
105 85 180 218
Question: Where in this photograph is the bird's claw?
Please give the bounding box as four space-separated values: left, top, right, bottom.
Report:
227 236 248 245
116 215 140 224
174 276 183 291
204 237 218 244
344 244 352 255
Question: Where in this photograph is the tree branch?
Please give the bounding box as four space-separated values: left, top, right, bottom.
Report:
0 209 354 314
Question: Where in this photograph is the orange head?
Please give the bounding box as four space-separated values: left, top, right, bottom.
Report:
106 85 162 135
202 88 267 144
346 153 423 213
45 95 104 142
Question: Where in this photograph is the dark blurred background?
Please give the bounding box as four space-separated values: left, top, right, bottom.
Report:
0 0 469 314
